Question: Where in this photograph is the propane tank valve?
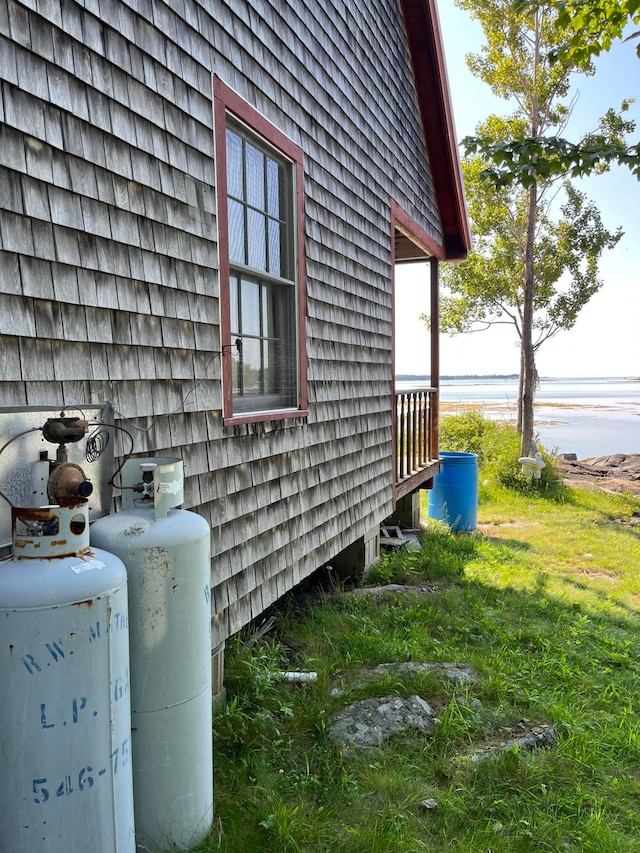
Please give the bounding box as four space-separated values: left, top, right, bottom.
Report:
132 463 158 499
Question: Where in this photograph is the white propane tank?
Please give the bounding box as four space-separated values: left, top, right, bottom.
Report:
0 500 135 853
90 458 213 852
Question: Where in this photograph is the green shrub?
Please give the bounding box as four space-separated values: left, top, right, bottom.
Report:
438 410 495 465
439 412 564 495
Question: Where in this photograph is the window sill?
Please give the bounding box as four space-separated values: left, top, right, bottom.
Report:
223 408 309 427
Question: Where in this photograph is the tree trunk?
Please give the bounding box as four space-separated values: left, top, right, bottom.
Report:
517 346 525 435
520 181 537 457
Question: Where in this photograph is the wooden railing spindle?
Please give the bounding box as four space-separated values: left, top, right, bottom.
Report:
395 386 438 489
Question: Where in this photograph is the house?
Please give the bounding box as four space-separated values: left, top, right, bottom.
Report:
0 0 470 691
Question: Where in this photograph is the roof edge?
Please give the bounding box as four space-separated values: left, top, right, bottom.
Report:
399 0 471 260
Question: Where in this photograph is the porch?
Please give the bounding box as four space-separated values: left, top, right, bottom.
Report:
395 386 440 500
392 214 443 503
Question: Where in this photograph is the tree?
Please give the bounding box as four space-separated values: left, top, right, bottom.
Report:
525 0 640 66
432 138 622 432
428 0 634 456
464 103 639 188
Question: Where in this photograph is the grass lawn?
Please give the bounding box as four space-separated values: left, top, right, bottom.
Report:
203 479 640 852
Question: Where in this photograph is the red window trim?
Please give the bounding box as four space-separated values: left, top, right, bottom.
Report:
213 77 308 426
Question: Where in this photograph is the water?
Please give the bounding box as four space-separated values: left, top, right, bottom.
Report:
397 377 640 459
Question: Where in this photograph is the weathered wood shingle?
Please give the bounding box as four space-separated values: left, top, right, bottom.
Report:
1 0 448 647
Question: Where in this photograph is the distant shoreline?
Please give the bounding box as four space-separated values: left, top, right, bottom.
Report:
396 375 639 382
410 376 639 458
396 374 518 381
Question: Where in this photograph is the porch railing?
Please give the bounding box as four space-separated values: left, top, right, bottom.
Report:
395 386 439 494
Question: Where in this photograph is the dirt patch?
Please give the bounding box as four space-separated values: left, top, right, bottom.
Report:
580 569 618 581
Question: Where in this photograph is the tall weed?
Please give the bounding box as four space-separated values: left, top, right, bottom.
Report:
214 637 294 763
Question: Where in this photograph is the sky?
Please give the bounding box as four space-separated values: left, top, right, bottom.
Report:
395 3 640 378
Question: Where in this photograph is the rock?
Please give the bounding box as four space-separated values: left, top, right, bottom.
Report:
329 661 478 697
592 454 640 476
370 662 478 685
346 584 437 598
471 724 557 762
560 456 640 495
329 694 435 750
592 454 628 468
455 694 483 710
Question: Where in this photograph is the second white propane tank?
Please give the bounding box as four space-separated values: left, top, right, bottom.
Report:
90 458 213 852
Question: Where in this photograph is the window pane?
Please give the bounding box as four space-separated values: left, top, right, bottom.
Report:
263 339 276 393
267 158 280 218
281 335 297 404
273 281 296 341
231 354 240 396
241 338 262 396
262 287 270 337
226 130 244 199
247 209 267 271
246 144 265 210
230 275 240 336
266 337 296 404
241 278 261 337
228 199 245 264
272 286 297 404
268 218 281 277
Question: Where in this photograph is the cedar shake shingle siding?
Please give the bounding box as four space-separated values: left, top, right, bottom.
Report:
0 0 461 645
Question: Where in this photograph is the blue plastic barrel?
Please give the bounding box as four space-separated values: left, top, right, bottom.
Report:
427 451 479 531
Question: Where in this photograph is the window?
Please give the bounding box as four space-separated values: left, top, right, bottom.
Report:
214 79 307 423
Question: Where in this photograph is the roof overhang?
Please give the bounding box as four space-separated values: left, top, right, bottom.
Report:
398 0 472 261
